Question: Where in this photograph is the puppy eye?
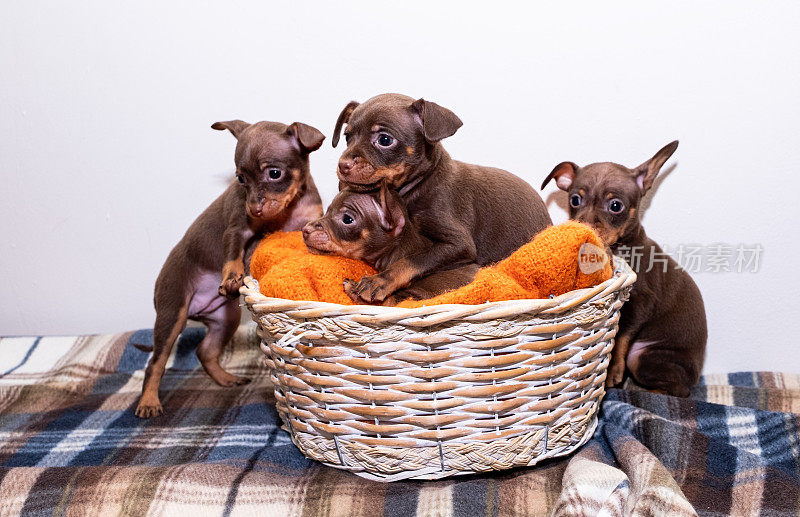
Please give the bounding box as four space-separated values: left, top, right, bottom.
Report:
569 194 582 208
342 214 354 225
236 174 245 184
344 132 352 144
268 168 283 180
376 133 394 147
608 199 625 213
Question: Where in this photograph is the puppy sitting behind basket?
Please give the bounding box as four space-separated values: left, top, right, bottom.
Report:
542 141 707 397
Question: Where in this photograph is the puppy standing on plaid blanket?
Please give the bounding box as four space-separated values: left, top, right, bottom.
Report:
330 93 552 304
135 120 325 418
541 141 707 396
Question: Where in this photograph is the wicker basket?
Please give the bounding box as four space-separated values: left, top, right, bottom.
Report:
241 256 636 481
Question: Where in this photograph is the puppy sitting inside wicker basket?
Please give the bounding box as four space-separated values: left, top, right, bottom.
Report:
302 183 479 305
330 93 553 304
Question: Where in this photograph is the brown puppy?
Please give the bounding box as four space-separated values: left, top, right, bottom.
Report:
135 120 324 418
541 141 706 397
302 184 478 305
331 93 551 303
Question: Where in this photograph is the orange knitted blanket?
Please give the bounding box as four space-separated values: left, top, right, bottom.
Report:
249 221 612 306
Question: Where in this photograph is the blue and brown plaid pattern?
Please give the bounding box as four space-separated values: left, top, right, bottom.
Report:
0 328 798 516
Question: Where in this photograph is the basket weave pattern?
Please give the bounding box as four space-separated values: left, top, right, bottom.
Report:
242 257 636 481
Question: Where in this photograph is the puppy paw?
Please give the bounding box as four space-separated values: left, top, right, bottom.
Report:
605 363 625 388
218 272 244 299
210 370 251 387
343 279 361 303
135 401 163 419
344 275 395 304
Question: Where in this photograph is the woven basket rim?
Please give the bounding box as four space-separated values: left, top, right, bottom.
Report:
241 256 636 325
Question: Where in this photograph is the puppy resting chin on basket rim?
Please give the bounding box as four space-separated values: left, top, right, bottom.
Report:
301 183 479 306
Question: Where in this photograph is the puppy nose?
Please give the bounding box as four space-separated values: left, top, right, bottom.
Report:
302 222 321 236
338 158 356 176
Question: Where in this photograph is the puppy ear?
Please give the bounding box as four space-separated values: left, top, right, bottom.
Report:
287 122 325 153
375 183 406 237
633 140 679 191
410 98 463 143
541 162 578 191
211 120 250 139
332 101 360 148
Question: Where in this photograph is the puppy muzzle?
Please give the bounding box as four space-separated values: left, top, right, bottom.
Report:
577 219 618 247
302 224 335 254
336 157 382 186
248 197 288 221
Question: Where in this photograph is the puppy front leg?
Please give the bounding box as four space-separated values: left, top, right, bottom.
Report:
606 333 632 388
219 253 244 299
345 258 420 304
606 292 652 388
218 211 249 299
347 240 475 304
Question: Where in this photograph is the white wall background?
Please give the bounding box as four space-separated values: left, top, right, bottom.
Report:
1 1 798 374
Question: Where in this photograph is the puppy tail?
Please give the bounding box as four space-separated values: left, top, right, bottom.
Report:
131 342 154 353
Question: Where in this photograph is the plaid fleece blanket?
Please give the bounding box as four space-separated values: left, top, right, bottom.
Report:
0 328 798 516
